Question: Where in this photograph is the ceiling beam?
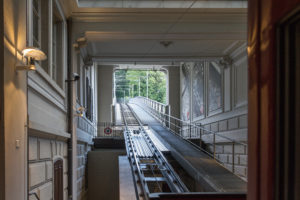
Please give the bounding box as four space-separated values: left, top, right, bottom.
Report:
85 32 247 41
76 0 247 9
93 55 222 63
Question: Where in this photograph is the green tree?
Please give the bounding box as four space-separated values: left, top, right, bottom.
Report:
114 69 166 104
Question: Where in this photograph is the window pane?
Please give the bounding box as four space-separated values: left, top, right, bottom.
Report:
192 62 205 118
53 4 64 88
208 62 222 112
32 0 39 12
32 12 39 46
39 0 49 73
52 20 57 81
181 63 191 121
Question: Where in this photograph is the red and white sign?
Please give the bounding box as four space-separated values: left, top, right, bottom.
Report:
104 127 112 135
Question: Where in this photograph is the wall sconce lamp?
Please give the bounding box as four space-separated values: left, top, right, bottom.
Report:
75 106 85 117
65 73 80 82
16 47 47 71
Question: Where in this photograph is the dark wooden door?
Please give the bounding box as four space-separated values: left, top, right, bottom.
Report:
54 159 63 200
248 0 300 200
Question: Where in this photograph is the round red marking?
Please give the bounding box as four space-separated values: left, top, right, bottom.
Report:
104 127 112 135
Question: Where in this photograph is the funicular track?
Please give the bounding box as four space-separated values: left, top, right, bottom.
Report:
120 104 188 200
120 103 140 126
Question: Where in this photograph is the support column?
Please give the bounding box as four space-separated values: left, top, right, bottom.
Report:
165 66 180 119
97 65 114 123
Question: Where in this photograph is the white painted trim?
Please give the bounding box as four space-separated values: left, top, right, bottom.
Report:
193 105 247 125
76 128 93 145
201 128 247 143
28 73 67 112
27 0 33 46
34 66 66 97
54 0 67 22
28 0 68 94
75 0 248 9
28 120 70 139
53 155 64 163
230 42 247 59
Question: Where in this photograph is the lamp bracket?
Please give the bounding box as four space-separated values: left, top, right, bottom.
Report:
16 65 30 71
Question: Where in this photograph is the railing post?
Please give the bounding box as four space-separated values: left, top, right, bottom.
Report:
179 121 182 137
232 143 235 173
199 127 202 148
165 105 170 129
213 133 216 159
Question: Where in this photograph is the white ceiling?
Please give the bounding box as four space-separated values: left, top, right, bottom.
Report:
76 0 247 9
59 0 247 65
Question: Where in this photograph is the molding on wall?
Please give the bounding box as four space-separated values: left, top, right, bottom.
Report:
193 105 247 125
28 74 67 113
35 66 66 98
230 41 247 60
77 128 93 144
77 116 95 135
201 128 248 143
28 120 70 141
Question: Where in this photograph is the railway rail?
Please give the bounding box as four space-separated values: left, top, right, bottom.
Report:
120 103 188 200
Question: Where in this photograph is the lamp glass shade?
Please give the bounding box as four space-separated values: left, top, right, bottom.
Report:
28 65 36 71
22 47 47 61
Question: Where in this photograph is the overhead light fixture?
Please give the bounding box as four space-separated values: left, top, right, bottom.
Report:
160 41 173 48
65 73 80 82
16 47 47 71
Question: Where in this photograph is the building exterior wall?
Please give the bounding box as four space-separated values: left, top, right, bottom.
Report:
165 66 181 119
97 66 114 124
76 142 92 200
201 114 248 179
71 37 97 199
180 42 248 179
28 137 68 200
26 0 72 199
2 0 28 199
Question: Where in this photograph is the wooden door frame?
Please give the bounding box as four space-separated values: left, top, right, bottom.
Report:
0 0 4 199
54 158 64 200
247 0 300 200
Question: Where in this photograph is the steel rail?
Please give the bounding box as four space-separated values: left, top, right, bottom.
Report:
126 104 189 193
120 103 189 200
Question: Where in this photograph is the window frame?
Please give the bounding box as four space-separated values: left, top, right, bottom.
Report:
206 61 224 117
28 0 67 92
191 61 206 121
32 0 41 48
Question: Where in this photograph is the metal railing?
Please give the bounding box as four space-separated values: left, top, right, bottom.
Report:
28 192 40 200
130 97 247 176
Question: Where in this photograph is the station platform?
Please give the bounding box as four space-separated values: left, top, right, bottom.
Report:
128 103 247 193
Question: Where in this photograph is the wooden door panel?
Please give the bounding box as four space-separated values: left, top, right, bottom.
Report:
54 159 63 200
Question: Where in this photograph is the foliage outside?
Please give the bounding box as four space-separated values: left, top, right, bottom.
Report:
115 70 166 104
